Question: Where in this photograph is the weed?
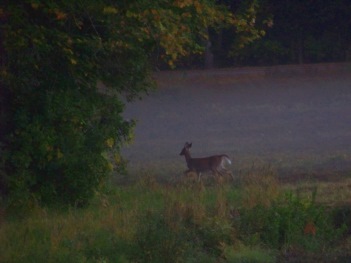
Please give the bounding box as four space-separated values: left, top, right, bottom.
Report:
238 190 346 252
239 166 280 208
0 172 349 262
223 243 277 263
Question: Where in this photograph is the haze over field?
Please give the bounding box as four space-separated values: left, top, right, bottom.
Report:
122 63 351 179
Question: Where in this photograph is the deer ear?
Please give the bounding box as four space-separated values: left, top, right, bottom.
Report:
189 142 192 147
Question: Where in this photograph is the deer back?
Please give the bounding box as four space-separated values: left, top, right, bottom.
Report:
188 155 227 172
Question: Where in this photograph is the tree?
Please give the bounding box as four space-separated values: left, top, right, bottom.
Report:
0 0 260 207
228 0 351 66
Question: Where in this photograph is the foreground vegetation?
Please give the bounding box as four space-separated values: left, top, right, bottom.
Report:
1 170 351 263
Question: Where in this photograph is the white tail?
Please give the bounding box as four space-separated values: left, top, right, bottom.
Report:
179 142 233 182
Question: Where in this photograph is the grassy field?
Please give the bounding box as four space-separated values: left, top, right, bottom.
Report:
1 169 351 263
2 64 351 262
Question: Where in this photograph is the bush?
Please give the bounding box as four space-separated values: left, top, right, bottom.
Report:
238 190 347 251
3 87 134 207
132 210 187 263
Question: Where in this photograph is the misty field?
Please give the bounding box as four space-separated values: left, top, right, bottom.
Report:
123 63 351 182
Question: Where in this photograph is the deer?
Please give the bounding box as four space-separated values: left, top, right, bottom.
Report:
179 142 233 182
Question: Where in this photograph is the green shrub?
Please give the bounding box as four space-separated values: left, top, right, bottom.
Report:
131 210 188 263
238 190 346 251
223 244 276 263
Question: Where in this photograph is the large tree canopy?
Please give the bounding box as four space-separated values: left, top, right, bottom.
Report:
0 0 261 206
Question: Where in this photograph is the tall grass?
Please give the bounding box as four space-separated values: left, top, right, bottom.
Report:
0 170 349 262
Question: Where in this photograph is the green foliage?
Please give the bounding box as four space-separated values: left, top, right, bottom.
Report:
0 178 349 262
132 210 187 263
238 190 346 251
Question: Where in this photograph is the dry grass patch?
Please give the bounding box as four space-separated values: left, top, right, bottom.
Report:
284 176 351 207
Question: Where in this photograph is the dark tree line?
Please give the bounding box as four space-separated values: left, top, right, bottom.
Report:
243 0 351 66
177 0 351 68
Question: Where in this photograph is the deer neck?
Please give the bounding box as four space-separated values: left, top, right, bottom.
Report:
183 150 192 166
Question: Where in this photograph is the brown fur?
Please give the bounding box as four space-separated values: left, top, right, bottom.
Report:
180 142 232 182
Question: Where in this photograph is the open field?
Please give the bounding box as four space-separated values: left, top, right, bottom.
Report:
2 63 351 262
122 63 351 184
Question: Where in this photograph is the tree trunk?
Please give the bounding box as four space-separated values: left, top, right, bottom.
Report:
204 40 214 69
204 28 214 69
297 38 304 64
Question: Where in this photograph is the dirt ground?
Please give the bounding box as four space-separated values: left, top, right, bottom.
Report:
122 63 351 181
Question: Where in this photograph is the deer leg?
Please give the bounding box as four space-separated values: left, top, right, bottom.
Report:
210 169 217 179
229 171 234 180
213 169 225 184
217 168 234 182
222 168 234 180
183 169 198 181
183 169 191 178
215 169 224 177
210 169 220 184
197 172 202 182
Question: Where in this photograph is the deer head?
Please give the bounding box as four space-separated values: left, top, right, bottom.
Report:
180 142 192 155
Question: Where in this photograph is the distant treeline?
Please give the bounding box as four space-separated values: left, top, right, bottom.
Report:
171 0 351 69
